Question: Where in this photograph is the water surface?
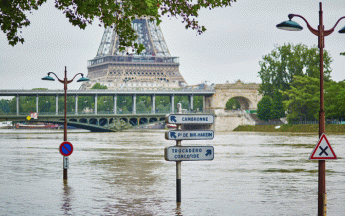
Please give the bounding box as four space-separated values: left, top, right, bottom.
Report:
0 129 344 215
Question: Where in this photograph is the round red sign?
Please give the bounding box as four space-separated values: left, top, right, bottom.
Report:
59 141 73 156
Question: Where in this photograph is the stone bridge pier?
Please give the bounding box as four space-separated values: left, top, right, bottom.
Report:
206 80 262 131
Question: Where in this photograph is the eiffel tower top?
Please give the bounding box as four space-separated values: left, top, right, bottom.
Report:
81 18 186 90
96 18 171 57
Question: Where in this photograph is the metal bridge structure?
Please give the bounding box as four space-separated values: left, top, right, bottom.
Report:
0 89 214 132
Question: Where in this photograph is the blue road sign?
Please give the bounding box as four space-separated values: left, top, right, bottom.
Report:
59 141 74 156
165 114 214 124
165 130 214 140
164 146 214 161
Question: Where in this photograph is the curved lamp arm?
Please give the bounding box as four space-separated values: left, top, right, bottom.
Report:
289 14 319 36
47 72 64 83
67 73 85 84
324 16 345 36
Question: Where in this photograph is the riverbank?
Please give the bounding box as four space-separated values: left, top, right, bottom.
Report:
233 124 345 133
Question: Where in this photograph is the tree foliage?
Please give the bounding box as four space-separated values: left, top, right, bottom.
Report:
91 83 108 89
257 96 272 121
325 80 345 120
225 98 241 110
1 0 236 51
258 43 332 98
270 90 285 119
281 75 320 122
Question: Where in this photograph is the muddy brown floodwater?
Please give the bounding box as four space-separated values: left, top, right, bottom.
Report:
0 129 344 215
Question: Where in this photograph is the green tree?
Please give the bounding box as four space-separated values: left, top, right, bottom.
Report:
258 43 332 98
325 80 345 120
225 98 241 110
1 0 236 51
281 75 320 122
175 95 189 111
257 96 272 121
91 83 107 89
155 95 170 113
0 99 11 114
270 91 285 119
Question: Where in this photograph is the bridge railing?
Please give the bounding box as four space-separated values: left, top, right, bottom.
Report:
0 108 212 117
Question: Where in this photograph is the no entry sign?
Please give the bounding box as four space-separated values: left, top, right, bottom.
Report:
59 141 74 156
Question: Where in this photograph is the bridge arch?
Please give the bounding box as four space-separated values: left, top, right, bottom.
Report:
211 80 262 112
139 118 148 125
149 117 158 123
129 118 138 126
99 118 108 126
79 118 88 124
90 118 98 125
225 96 252 110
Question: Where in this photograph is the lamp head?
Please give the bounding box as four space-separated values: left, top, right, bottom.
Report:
276 20 303 31
338 26 345 33
77 75 90 82
41 73 55 81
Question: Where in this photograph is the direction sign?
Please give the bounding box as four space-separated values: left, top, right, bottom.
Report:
164 146 214 161
165 130 214 140
59 141 74 157
309 134 337 160
165 114 214 124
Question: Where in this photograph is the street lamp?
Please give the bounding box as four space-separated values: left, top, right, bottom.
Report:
42 66 89 181
277 2 345 215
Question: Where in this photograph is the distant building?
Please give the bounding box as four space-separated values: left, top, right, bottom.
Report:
80 18 186 90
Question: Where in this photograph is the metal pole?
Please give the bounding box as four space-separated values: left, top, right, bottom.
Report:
133 94 136 114
114 95 117 114
63 66 68 181
176 103 182 203
95 94 98 114
36 95 39 114
190 95 193 112
56 95 59 115
152 95 156 114
16 95 19 116
75 95 78 115
318 2 326 215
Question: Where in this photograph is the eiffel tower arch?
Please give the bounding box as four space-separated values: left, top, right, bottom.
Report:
81 18 187 90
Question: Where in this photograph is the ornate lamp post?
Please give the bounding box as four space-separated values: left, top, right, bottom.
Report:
276 2 345 215
42 66 89 181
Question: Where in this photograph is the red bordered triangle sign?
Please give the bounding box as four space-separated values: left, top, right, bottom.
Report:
309 134 337 160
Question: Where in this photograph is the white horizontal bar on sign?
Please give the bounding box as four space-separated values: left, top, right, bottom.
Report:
164 146 214 161
165 114 214 124
165 130 214 140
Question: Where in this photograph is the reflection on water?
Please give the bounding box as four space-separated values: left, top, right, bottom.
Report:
0 129 344 215
61 182 73 215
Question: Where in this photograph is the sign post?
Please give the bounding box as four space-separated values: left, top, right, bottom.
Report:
59 141 73 180
175 104 182 203
165 104 214 203
309 133 337 215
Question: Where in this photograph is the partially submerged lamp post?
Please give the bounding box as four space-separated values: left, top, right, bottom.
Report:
42 66 89 181
276 2 345 215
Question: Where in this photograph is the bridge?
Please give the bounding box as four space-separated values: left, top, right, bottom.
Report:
0 81 262 132
0 89 214 132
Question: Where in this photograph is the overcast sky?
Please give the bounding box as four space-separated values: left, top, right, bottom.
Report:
1 0 345 90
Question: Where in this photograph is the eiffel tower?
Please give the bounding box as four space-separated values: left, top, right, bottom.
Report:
81 18 186 90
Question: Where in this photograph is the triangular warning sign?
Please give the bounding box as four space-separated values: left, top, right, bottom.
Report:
309 134 337 160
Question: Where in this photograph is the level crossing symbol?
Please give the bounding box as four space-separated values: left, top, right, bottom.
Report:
309 134 337 160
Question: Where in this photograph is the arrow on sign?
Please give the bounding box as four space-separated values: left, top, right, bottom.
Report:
205 149 212 156
170 115 177 123
170 131 177 139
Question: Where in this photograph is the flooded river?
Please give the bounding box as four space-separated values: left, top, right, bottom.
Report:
0 129 344 215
